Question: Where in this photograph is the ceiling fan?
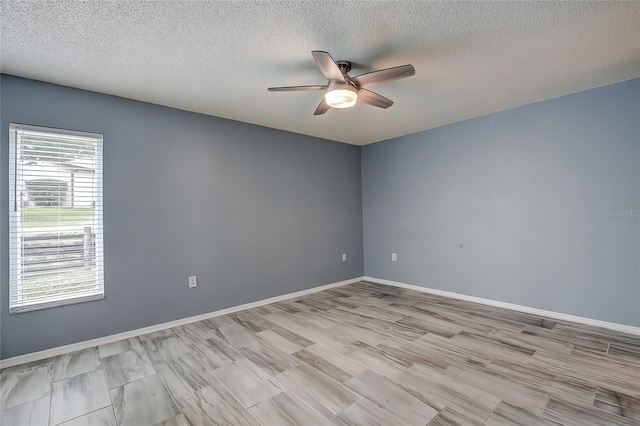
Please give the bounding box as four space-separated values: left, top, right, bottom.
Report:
268 51 415 115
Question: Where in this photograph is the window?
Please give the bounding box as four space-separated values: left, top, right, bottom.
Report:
9 124 104 313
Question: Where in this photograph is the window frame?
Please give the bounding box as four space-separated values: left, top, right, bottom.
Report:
9 123 105 313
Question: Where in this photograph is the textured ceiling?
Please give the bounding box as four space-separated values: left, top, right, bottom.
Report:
1 1 639 146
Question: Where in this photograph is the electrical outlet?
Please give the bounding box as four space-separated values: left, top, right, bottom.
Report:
392 253 397 262
188 276 197 288
342 253 347 262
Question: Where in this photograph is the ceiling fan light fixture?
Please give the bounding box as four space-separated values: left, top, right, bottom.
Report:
324 82 358 108
267 51 415 115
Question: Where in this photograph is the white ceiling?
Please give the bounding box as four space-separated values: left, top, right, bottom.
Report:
1 1 639 146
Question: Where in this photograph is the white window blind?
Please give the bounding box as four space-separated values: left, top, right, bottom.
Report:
9 124 104 313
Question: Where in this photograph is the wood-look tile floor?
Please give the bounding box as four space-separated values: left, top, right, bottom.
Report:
2 281 639 425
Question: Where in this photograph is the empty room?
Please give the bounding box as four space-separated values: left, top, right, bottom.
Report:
0 1 639 425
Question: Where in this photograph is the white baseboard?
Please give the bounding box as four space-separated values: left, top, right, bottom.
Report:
5 274 636 369
0 276 365 370
364 276 640 336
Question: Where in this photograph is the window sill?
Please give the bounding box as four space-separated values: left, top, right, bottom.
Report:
9 292 104 314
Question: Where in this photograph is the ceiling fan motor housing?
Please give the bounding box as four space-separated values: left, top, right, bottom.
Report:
335 60 352 74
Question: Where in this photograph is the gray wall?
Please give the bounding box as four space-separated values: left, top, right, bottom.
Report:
0 75 364 359
362 78 640 326
2 75 637 360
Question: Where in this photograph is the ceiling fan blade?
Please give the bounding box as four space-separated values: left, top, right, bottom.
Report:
268 85 327 92
351 64 415 89
314 98 331 115
312 51 346 82
357 89 394 109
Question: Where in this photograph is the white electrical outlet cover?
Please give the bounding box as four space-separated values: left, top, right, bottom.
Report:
342 254 347 261
188 276 197 288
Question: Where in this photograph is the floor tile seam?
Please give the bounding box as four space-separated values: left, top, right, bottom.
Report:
49 402 110 426
50 349 104 384
157 366 190 426
405 360 505 423
50 364 107 388
541 394 640 424
554 323 640 343
50 368 110 426
159 362 216 422
362 379 441 425
325 395 364 422
105 363 158 391
259 398 299 424
182 341 266 422
566 358 640 379
0 394 53 425
224 374 279 423
442 361 555 410
529 341 577 357
215 361 281 407
101 347 151 364
537 328 612 352
344 342 417 377
298 341 373 376
148 345 196 369
590 386 603 407
539 391 553 418
45 395 53 426
488 355 602 404
356 349 414 382
171 331 206 349
454 313 530 333
448 331 544 361
548 389 597 410
386 362 505 422
603 351 640 368
0 371 55 411
288 311 365 345
279 344 416 421
482 400 508 424
1 359 56 377
535 366 640 396
322 308 425 340
274 353 361 403
433 403 497 425
473 359 560 397
592 397 640 419
256 379 333 423
589 385 640 417
164 349 218 390
477 396 503 423
106 371 159 393
311 305 384 325
335 394 417 426
308 312 402 343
